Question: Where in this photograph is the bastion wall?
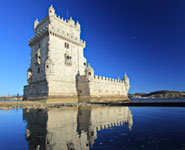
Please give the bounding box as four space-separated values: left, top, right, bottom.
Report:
78 75 129 102
23 5 130 103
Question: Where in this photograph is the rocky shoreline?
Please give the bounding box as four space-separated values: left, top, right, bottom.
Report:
0 101 78 110
1 99 185 110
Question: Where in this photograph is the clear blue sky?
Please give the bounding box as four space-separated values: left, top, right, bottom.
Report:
0 0 185 95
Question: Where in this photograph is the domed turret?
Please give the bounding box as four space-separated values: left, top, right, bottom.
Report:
34 19 39 30
48 5 55 16
76 21 81 31
85 64 94 80
68 17 75 26
123 73 130 93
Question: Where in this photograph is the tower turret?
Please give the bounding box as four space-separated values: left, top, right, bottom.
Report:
68 17 75 26
48 5 55 16
123 73 130 93
76 21 81 31
34 19 39 30
85 64 94 80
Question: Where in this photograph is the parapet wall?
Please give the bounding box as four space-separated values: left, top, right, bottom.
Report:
78 75 129 102
92 75 124 83
78 75 124 83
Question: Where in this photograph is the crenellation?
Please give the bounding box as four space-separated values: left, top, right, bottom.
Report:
24 5 130 102
47 24 84 47
89 74 127 85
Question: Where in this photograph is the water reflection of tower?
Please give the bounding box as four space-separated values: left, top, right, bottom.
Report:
23 109 48 150
88 106 133 146
23 106 133 150
77 105 92 149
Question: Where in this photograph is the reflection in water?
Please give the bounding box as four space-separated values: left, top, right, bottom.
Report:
23 106 133 150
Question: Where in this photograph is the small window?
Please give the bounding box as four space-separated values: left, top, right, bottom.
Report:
46 65 49 68
91 132 94 136
64 52 72 66
38 68 40 73
84 62 86 66
64 42 69 49
88 72 91 75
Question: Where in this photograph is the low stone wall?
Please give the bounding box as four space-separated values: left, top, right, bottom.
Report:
78 75 129 103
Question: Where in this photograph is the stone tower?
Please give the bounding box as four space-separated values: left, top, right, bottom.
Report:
24 5 130 102
24 5 87 101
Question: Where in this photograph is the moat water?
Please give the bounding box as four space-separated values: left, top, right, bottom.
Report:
0 104 185 150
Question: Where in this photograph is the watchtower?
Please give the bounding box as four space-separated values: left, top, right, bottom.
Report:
24 5 87 101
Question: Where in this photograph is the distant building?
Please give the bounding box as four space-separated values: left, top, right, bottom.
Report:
23 5 130 102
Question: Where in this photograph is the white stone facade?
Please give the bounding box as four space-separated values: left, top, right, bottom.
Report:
23 5 130 102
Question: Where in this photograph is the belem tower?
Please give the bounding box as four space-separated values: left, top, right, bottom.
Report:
24 5 130 103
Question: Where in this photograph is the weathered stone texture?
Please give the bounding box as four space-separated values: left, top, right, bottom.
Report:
24 5 130 102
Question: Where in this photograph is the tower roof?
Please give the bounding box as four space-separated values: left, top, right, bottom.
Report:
49 4 54 10
48 4 55 16
123 72 129 80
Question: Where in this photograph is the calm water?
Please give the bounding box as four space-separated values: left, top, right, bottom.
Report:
0 105 185 150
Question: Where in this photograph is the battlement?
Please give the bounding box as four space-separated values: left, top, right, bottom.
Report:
52 15 81 31
48 24 85 47
78 75 124 84
93 75 124 83
29 5 85 47
29 25 49 46
34 16 80 33
29 23 85 47
24 5 130 102
34 5 81 31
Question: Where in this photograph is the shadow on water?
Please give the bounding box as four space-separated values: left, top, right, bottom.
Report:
23 106 133 150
